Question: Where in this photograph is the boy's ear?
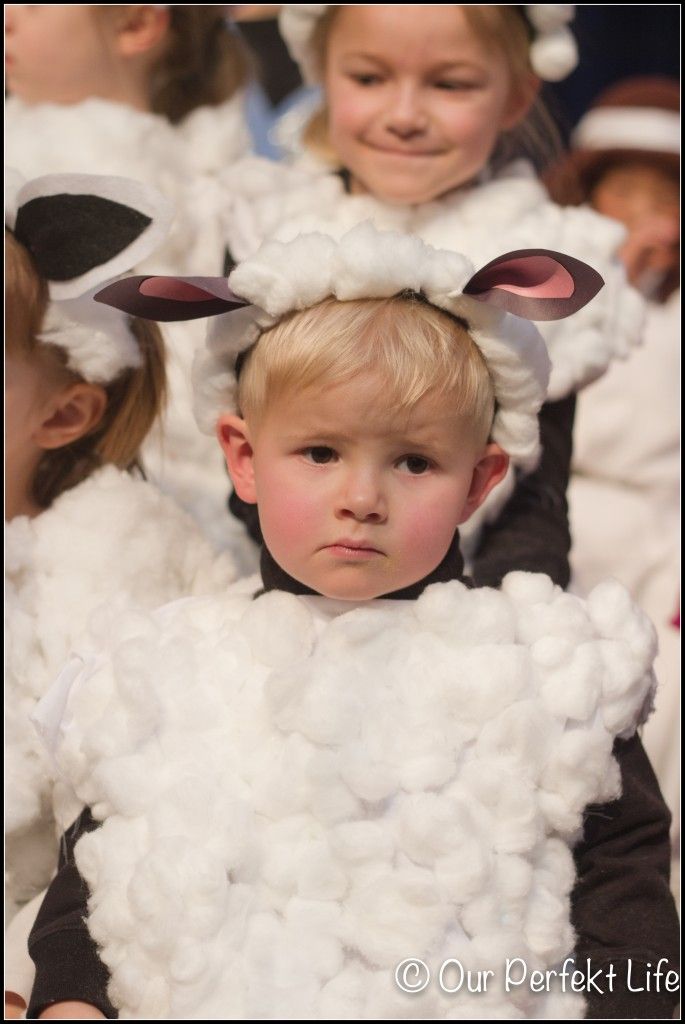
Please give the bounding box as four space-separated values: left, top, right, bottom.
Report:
501 71 540 131
217 414 258 504
458 443 510 524
35 383 107 451
113 5 171 59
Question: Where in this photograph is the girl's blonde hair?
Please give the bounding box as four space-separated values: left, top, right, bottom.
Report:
5 230 167 509
303 5 562 174
98 6 251 124
238 294 495 445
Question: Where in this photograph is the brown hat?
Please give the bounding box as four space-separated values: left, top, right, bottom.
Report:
546 76 680 205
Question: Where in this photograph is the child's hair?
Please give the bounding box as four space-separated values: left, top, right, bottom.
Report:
238 294 495 444
97 5 251 124
5 230 167 509
303 5 562 174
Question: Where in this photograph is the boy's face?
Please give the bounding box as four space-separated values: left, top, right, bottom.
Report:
219 373 508 601
324 5 535 205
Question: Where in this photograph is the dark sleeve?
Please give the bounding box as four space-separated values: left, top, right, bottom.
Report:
471 394 575 589
571 733 680 1019
27 809 117 1020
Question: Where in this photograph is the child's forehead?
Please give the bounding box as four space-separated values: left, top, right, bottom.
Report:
267 373 462 439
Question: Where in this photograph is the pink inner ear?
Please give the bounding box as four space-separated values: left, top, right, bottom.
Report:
475 256 575 298
140 278 215 302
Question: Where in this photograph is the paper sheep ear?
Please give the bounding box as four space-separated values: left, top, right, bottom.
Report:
95 276 250 321
463 248 604 321
11 173 173 301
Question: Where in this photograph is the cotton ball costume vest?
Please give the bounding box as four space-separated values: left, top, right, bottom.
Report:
44 571 656 1019
5 466 238 912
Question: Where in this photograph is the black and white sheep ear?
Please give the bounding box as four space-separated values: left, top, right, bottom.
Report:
9 173 173 302
94 275 250 321
463 249 604 321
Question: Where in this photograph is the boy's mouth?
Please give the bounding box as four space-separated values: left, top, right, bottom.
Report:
323 539 385 559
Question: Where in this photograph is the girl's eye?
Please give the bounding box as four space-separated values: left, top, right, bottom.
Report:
350 73 382 86
434 80 478 91
398 455 431 475
303 446 337 464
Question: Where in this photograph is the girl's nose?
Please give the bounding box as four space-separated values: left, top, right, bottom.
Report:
384 82 429 139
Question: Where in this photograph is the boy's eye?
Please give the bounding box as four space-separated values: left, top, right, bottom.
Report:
303 446 337 464
398 455 431 475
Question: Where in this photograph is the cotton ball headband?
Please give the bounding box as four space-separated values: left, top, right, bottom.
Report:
5 170 172 384
278 5 578 85
96 223 603 471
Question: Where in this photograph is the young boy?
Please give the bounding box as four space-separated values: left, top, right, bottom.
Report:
28 227 678 1019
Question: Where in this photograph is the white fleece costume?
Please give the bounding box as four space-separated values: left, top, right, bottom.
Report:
569 291 681 840
6 95 253 553
214 156 645 558
42 570 656 1019
5 465 239 918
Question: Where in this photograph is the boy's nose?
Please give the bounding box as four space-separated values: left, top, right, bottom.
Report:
337 469 388 523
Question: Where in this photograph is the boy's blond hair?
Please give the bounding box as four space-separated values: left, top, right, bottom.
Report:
238 294 495 444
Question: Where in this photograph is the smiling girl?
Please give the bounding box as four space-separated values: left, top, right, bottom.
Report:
217 5 644 591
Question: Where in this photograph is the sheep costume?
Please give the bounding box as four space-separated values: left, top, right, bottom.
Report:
6 85 253 553
210 6 645 567
4 172 240 924
30 228 661 1019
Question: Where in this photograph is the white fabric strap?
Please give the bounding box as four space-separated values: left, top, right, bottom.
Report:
573 107 680 156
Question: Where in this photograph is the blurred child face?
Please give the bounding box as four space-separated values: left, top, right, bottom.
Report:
324 5 533 205
5 351 59 518
5 4 128 105
590 160 680 293
221 372 507 601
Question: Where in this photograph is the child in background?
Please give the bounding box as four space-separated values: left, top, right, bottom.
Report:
546 77 680 850
5 4 255 554
26 227 677 1019
4 172 238 1017
216 5 644 589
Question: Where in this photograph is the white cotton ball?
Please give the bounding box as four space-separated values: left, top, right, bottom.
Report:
296 842 348 900
586 580 657 664
523 883 574 962
435 837 493 906
340 753 398 802
443 646 529 725
530 27 578 81
331 820 395 864
242 591 315 668
493 852 534 903
531 635 573 670
501 572 557 605
537 642 603 723
476 701 553 779
319 965 367 1020
414 578 472 632
344 868 449 967
526 4 574 31
515 592 594 646
461 891 499 936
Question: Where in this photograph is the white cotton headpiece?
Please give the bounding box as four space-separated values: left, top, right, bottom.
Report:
5 169 172 383
192 225 552 470
278 5 578 85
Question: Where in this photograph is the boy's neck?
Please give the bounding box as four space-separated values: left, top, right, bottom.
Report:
258 531 471 600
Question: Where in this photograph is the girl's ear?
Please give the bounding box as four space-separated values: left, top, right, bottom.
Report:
113 5 171 59
501 71 540 131
458 443 510 524
35 383 108 451
217 414 258 504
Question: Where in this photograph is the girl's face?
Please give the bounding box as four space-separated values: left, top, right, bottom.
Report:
324 5 533 205
5 5 118 105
